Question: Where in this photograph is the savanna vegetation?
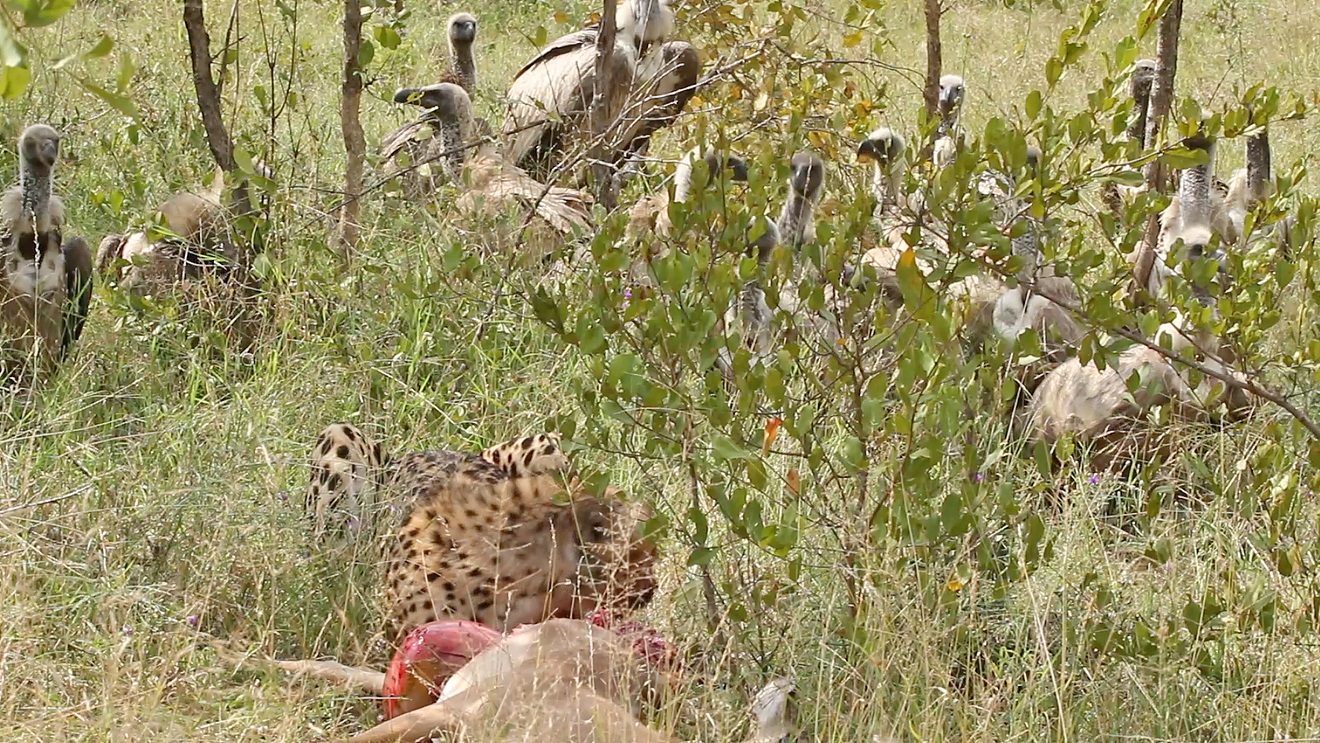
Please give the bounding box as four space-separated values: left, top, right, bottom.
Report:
3 0 1320 739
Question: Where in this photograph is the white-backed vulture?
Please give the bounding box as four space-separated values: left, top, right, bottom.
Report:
0 124 94 382
1022 342 1252 471
716 152 829 370
379 12 480 198
501 0 700 182
856 127 942 298
408 82 594 236
932 74 966 169
627 146 749 240
1223 126 1272 247
1028 132 1251 470
95 164 265 296
625 146 748 286
1148 134 1229 300
776 150 825 253
1102 58 1157 215
440 12 479 93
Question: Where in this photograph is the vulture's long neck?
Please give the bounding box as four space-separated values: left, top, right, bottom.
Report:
1011 218 1041 285
450 41 477 91
872 161 904 207
438 118 468 184
673 155 696 204
777 189 816 254
1247 130 1271 205
18 158 53 227
1180 149 1213 232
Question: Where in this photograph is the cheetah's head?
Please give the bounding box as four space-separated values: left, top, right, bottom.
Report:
556 493 658 617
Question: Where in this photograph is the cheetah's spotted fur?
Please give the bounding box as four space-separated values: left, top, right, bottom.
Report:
304 424 658 646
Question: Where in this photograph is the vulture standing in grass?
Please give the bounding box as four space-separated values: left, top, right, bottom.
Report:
1025 132 1250 470
625 146 749 286
715 152 829 373
1223 126 1273 248
1147 134 1231 300
95 164 266 296
95 163 267 351
410 82 593 237
627 146 749 240
931 74 966 169
381 12 481 198
0 124 93 383
501 0 700 182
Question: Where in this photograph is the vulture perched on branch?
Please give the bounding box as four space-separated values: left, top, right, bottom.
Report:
502 0 700 182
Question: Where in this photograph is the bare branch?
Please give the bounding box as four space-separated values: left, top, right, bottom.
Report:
182 0 237 172
923 0 942 123
1132 0 1182 296
332 0 367 263
589 0 620 210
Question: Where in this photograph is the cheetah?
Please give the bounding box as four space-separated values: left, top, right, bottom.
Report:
304 424 659 646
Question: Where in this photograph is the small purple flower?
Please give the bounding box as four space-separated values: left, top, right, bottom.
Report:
388 504 399 512
186 615 199 627
623 289 633 300
1088 474 1102 485
278 492 289 503
121 625 134 637
971 472 984 483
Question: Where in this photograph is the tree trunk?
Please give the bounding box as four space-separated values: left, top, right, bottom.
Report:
589 0 620 211
182 0 237 173
922 0 942 124
333 0 367 263
1131 0 1182 298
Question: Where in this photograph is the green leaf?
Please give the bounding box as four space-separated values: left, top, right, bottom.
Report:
374 24 402 49
358 38 375 67
115 51 135 92
0 18 28 68
16 0 76 28
0 63 30 99
1025 89 1043 121
87 32 114 58
74 75 139 118
711 435 751 462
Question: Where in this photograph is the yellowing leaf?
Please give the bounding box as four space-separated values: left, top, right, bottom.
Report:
947 576 964 592
786 468 801 495
753 90 769 111
842 30 863 48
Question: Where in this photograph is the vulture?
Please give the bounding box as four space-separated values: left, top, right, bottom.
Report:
627 146 749 241
1102 58 1157 215
0 124 94 383
1223 126 1273 248
931 74 966 169
1147 134 1230 300
625 146 749 286
439 12 479 93
380 12 481 198
716 152 830 373
95 163 267 351
407 82 593 236
1026 131 1251 470
855 127 950 303
95 164 265 296
501 0 700 182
